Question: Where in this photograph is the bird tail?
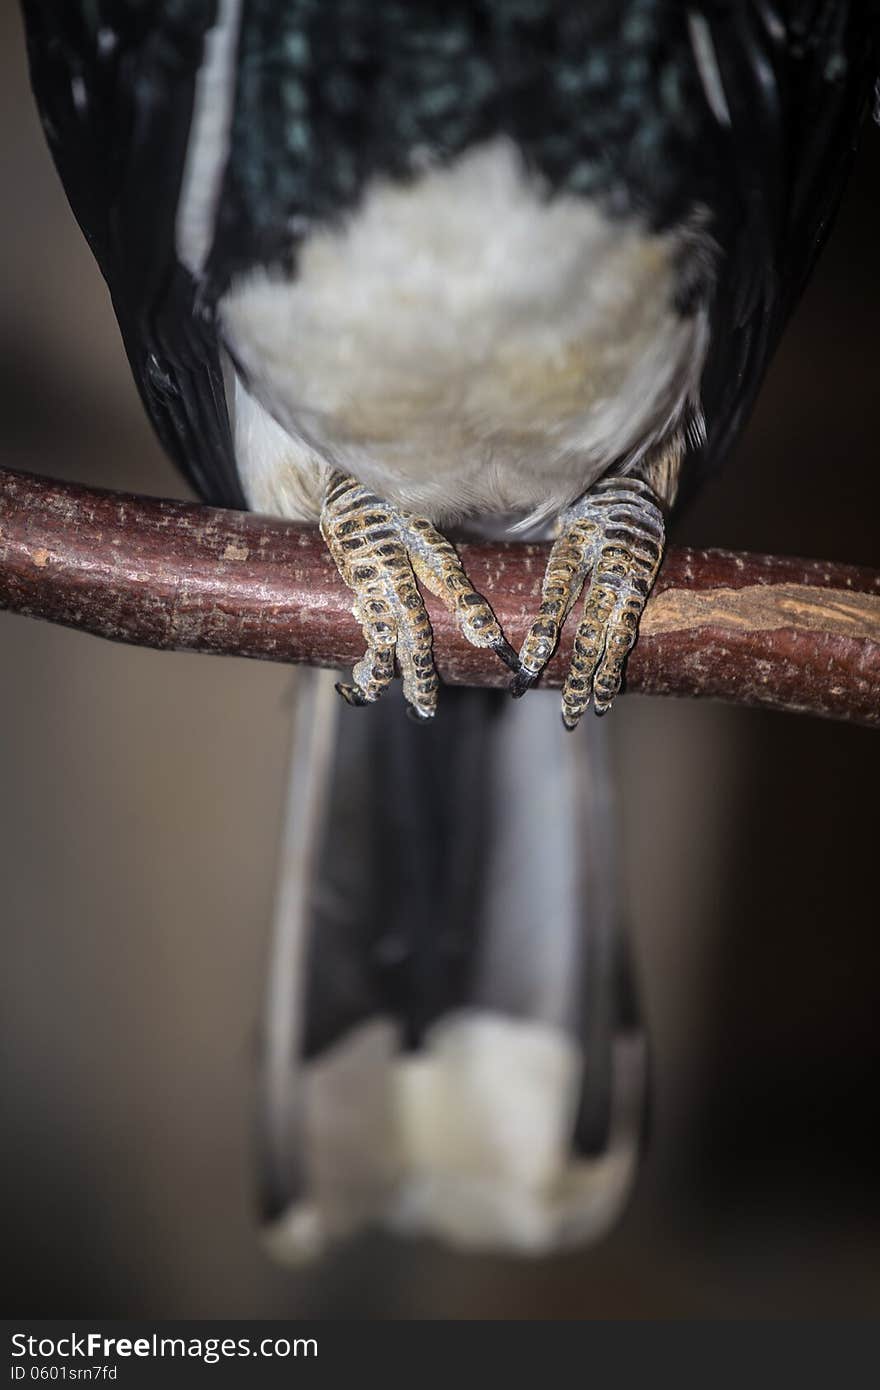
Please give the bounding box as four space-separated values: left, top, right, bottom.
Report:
258 667 647 1260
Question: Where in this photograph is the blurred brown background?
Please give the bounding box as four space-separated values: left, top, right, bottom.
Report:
2 6 878 1317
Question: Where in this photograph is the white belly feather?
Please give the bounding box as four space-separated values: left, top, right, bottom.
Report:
221 140 711 532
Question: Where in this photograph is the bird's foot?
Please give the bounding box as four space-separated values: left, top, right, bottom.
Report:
321 472 518 719
512 476 665 727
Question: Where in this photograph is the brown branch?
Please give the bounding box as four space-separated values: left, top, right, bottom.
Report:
1 467 878 726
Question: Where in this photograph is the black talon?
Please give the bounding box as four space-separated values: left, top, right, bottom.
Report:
335 681 368 707
493 637 521 673
510 668 537 699
406 702 434 723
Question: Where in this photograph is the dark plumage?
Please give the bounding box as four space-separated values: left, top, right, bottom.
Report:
210 1 714 279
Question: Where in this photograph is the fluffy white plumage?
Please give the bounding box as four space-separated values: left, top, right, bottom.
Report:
220 139 712 532
262 1010 645 1261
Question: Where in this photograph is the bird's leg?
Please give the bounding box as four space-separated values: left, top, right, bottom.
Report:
513 439 682 727
321 471 518 720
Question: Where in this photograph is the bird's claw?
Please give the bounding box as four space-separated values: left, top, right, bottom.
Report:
321 472 513 718
511 476 664 727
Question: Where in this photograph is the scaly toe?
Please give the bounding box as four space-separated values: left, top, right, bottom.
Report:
514 474 666 720
561 710 580 732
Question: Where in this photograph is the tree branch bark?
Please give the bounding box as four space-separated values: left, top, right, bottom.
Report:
1 467 878 726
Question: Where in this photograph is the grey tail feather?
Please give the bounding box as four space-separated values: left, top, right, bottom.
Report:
258 667 648 1261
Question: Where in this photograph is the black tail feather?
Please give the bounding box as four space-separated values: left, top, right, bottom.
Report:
259 670 647 1257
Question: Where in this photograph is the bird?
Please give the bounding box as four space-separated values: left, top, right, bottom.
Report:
20 1 879 1258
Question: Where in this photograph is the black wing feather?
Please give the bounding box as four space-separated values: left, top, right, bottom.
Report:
20 0 245 508
687 1 879 493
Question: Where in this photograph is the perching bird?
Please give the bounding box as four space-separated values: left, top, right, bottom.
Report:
20 2 879 1256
